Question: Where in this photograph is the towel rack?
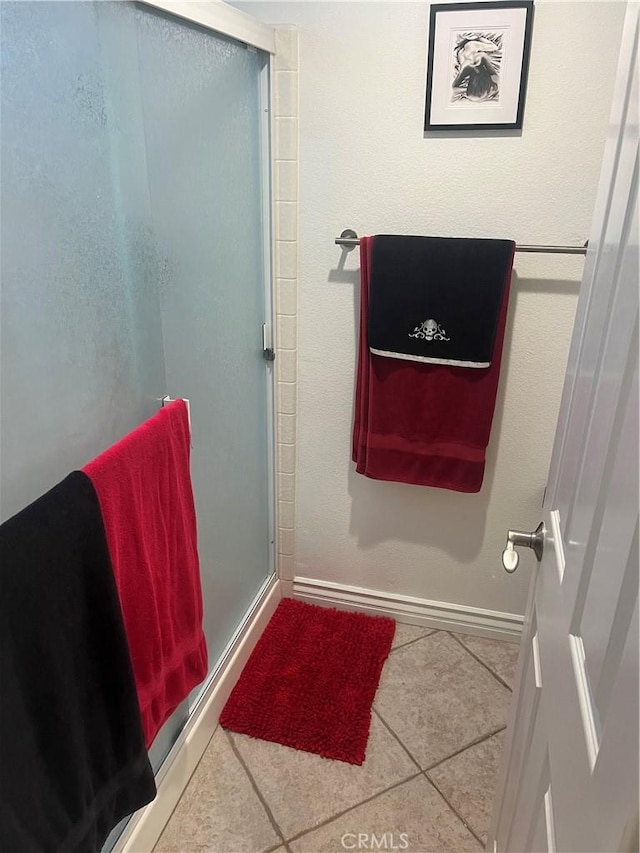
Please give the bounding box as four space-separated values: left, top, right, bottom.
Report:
161 395 192 433
335 229 588 255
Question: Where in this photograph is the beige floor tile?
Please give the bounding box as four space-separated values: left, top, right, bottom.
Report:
428 730 505 843
392 623 435 649
154 728 281 853
454 633 521 688
230 713 418 840
289 775 482 853
375 632 511 769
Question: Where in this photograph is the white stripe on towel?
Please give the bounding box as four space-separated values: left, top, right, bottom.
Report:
369 348 490 369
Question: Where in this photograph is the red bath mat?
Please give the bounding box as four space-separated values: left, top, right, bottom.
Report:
220 598 395 765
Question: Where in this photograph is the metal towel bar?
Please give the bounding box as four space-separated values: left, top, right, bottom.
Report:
335 229 588 255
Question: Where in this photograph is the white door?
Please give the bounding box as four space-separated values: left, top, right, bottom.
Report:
489 5 639 852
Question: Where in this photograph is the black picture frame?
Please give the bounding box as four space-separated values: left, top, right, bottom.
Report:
424 0 534 132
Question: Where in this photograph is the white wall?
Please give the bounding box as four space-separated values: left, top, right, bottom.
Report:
238 0 625 617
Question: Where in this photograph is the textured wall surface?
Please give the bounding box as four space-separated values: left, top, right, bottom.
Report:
237 0 625 616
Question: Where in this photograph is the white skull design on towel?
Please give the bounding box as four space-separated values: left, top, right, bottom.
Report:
409 319 450 341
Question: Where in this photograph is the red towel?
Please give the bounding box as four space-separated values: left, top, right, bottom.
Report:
353 236 513 492
83 400 208 747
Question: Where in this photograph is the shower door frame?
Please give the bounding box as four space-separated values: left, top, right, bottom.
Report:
138 0 278 649
112 3 277 850
141 0 278 588
141 0 276 52
139 0 278 587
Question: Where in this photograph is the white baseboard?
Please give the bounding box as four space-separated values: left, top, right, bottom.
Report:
279 578 294 598
114 574 283 853
293 576 523 642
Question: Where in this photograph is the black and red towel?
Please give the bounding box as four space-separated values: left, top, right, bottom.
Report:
0 472 156 853
84 399 208 748
354 235 515 492
368 235 514 368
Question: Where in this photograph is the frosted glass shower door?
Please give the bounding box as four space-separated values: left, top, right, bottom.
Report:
0 1 167 523
2 1 274 790
133 5 274 670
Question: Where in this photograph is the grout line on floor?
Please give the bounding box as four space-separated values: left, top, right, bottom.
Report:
448 631 514 692
264 843 289 853
224 729 289 851
283 771 424 846
424 770 486 847
423 725 507 773
390 628 439 654
372 707 422 770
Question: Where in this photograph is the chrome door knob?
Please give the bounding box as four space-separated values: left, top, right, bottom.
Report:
502 522 545 573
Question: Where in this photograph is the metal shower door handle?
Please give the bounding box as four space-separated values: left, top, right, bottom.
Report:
502 522 545 573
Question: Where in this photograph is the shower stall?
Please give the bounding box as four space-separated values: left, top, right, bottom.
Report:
1 0 276 843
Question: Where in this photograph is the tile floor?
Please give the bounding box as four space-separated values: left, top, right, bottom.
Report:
155 623 520 853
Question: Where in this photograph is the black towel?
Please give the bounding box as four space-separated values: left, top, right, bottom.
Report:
0 472 156 853
368 235 515 368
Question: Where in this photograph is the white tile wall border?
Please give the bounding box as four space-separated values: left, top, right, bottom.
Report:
273 26 298 586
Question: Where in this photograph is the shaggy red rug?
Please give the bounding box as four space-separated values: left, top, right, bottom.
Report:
219 598 396 765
